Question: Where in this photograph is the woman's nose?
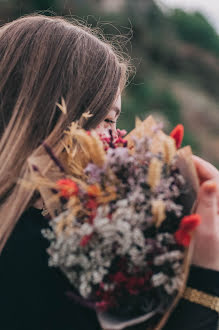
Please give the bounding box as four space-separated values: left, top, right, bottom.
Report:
111 124 118 139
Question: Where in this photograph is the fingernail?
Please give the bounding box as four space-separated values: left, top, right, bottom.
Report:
203 181 217 194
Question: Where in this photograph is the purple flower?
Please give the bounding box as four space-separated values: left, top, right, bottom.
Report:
85 163 103 184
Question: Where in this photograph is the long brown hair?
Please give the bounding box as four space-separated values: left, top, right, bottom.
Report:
0 15 127 252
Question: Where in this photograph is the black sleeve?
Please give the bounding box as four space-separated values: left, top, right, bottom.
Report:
163 265 219 330
0 208 100 330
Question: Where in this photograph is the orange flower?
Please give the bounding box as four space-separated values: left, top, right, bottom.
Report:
170 124 184 149
57 178 79 198
87 184 101 197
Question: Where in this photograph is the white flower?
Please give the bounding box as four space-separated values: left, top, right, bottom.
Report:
151 272 168 287
80 223 93 235
94 217 109 228
79 283 92 298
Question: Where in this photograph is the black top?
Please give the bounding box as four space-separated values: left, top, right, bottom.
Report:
0 207 218 330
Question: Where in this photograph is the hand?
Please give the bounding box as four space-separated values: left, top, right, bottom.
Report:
191 156 219 270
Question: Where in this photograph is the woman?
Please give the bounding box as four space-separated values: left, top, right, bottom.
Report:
0 15 218 330
0 15 125 330
0 14 126 250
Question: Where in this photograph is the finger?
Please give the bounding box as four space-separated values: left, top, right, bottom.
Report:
193 159 219 212
196 181 218 227
192 155 219 184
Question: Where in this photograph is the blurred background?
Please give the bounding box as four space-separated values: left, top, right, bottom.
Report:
0 0 219 167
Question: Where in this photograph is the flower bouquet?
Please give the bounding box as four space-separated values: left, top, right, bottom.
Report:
29 115 200 330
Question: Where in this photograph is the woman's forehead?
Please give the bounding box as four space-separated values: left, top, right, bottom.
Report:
110 105 121 117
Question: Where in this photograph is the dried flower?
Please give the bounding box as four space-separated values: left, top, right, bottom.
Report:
147 158 162 191
87 184 101 197
56 97 67 114
57 179 78 198
175 214 201 247
180 214 201 232
174 230 191 247
170 124 184 149
163 136 176 164
40 117 197 319
151 200 166 227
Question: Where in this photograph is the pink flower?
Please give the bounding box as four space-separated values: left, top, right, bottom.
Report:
117 129 127 137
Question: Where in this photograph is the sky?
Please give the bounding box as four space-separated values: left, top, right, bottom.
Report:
156 0 219 33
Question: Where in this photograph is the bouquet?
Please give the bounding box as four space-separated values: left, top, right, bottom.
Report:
30 116 200 329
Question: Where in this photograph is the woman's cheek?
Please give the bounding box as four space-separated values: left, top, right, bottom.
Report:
94 123 110 136
95 123 118 139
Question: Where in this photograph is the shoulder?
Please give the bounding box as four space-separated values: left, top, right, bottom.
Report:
1 207 48 260
0 208 100 329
